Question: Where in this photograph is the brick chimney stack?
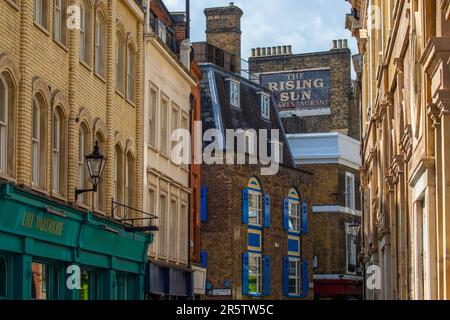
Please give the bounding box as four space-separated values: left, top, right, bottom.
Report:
204 2 243 72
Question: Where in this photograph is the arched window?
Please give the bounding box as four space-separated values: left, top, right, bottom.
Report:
287 188 301 232
114 144 124 219
126 42 136 103
124 151 135 220
248 177 262 226
115 31 125 93
94 132 106 212
52 107 67 196
95 9 106 77
54 0 68 45
0 257 7 298
32 94 47 189
0 72 15 178
78 123 90 205
0 75 8 175
79 0 91 64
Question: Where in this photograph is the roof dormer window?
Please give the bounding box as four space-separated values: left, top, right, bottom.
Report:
229 79 240 108
259 92 271 120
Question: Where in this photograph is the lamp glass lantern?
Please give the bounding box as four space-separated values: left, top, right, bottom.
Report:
85 140 106 187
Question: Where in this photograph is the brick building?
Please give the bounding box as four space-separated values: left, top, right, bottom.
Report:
249 41 363 299
0 0 152 300
193 3 314 300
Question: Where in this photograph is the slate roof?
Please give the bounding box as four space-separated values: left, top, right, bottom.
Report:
199 63 296 168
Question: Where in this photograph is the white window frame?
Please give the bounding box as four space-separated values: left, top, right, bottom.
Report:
34 0 43 26
288 257 301 295
148 85 158 147
260 93 270 119
126 44 135 102
32 99 40 187
345 223 357 274
248 253 262 295
248 190 262 227
52 112 60 195
345 172 356 210
158 193 167 258
0 76 8 174
288 200 301 232
229 80 240 108
79 1 86 61
160 96 169 156
54 0 62 43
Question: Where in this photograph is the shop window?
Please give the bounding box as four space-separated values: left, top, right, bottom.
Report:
0 257 7 298
31 262 59 300
115 273 130 300
78 269 99 300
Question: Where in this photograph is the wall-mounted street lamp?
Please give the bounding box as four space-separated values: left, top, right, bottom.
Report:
75 141 107 202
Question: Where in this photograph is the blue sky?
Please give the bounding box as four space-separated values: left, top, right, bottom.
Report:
164 0 357 63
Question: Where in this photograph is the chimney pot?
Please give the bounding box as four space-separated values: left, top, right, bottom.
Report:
251 48 256 57
262 48 267 56
277 46 282 55
288 45 292 54
256 48 261 56
343 39 348 48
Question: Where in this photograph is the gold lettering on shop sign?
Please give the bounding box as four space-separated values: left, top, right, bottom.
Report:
21 211 64 237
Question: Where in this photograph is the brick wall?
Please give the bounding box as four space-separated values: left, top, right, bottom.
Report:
201 162 314 300
249 48 359 140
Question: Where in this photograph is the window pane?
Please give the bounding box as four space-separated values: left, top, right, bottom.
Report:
149 88 157 146
248 254 262 294
249 192 262 226
0 77 7 173
159 194 167 257
32 263 49 300
169 199 178 260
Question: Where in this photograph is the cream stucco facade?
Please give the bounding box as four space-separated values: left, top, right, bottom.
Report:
347 0 450 300
143 4 195 269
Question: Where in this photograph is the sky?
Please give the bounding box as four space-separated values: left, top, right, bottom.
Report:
164 0 358 68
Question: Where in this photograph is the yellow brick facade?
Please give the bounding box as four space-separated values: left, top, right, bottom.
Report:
0 0 144 219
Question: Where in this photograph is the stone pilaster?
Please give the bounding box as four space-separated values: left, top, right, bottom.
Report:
17 0 33 186
105 0 117 216
68 0 81 204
